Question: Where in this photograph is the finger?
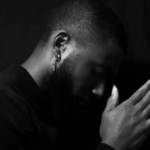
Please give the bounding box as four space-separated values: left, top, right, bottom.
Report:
104 85 119 112
142 103 150 119
136 90 150 112
130 134 147 150
143 119 150 133
146 119 150 128
129 80 150 105
132 119 150 150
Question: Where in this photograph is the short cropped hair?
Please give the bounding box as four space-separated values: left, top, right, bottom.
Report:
42 0 127 52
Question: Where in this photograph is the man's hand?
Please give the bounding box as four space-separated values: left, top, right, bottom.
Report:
100 80 150 150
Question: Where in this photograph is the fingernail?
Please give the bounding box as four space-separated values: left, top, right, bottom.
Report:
111 85 118 99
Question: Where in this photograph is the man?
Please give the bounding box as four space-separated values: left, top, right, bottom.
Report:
0 0 150 150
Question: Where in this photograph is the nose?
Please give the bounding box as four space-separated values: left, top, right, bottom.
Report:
92 83 105 98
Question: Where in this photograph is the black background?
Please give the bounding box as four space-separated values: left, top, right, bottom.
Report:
1 0 150 150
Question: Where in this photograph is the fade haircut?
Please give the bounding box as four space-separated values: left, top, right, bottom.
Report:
41 0 127 52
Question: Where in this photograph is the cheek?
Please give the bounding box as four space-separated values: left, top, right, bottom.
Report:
72 67 95 95
73 74 87 94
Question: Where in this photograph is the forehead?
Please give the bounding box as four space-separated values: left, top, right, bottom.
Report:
78 39 124 75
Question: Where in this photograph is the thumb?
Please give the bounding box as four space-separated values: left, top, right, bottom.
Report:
104 85 119 112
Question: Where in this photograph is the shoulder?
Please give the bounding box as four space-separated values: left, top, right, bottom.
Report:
0 89 35 130
0 89 38 149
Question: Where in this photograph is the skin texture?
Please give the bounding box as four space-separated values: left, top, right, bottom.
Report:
71 39 123 100
101 81 150 150
47 38 123 121
22 31 150 150
22 31 123 117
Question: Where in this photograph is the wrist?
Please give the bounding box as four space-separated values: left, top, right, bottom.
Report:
95 143 116 150
101 140 120 150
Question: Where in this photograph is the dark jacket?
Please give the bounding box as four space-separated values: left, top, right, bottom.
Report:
0 64 114 150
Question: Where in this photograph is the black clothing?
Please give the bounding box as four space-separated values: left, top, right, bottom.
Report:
0 64 115 150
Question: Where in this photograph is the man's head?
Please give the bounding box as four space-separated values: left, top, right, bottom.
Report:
42 0 127 51
22 0 127 120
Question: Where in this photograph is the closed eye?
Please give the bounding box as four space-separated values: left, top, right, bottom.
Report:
94 67 105 77
94 64 113 79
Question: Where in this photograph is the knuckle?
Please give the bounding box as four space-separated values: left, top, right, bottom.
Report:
146 79 150 87
146 80 150 90
124 99 131 106
147 90 150 97
134 105 141 115
148 79 150 85
143 91 150 103
130 93 137 101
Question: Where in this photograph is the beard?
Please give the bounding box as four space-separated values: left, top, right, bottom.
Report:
41 58 114 125
43 58 75 125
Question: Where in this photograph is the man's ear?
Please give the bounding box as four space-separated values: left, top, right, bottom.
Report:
53 32 70 61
